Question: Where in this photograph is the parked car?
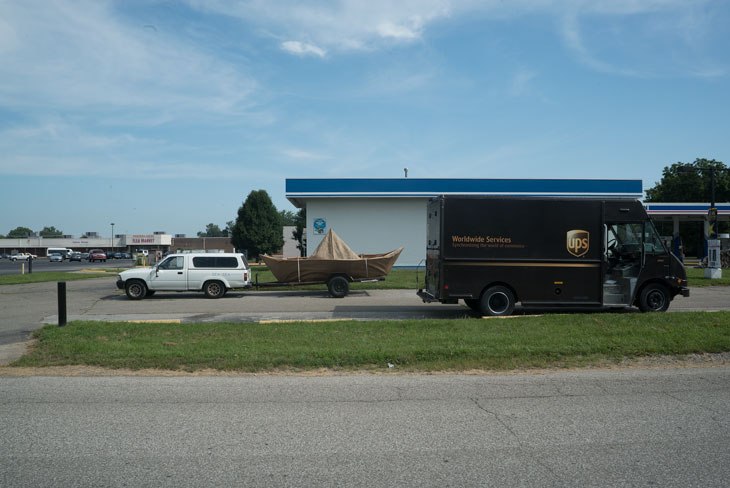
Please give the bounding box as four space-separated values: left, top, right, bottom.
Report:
121 252 132 259
0 253 8 259
69 252 82 262
113 252 122 259
10 252 37 261
49 254 63 262
81 252 90 260
88 249 107 262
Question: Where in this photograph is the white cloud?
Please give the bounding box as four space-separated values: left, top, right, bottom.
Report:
186 0 723 78
281 41 327 58
187 0 452 52
510 69 537 95
282 149 329 160
0 0 258 118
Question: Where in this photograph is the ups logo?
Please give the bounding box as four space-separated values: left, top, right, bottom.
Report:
567 230 590 257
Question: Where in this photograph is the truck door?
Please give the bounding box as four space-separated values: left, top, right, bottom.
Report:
149 255 187 290
603 223 643 305
637 220 672 287
425 199 442 298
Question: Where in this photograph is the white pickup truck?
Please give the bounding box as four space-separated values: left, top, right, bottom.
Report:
116 253 251 299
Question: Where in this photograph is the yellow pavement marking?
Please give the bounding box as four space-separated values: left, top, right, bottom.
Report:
126 319 182 324
481 314 544 319
259 319 355 324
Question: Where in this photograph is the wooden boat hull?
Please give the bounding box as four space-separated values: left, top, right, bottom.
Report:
262 248 403 283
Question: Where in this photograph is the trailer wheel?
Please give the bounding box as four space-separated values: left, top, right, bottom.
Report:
327 276 349 298
638 283 670 312
125 280 147 300
480 286 515 317
204 280 226 299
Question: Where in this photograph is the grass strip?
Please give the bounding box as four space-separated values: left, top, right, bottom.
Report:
684 267 730 287
13 312 730 372
0 271 121 286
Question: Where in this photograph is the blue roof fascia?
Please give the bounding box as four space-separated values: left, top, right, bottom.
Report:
286 178 643 197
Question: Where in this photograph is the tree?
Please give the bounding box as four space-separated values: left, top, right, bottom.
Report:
197 223 227 237
231 190 284 259
39 226 63 237
645 158 730 202
7 226 34 238
645 158 730 257
292 208 306 257
278 209 297 226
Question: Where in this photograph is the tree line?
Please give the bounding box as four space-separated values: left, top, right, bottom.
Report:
197 190 306 259
1 226 64 239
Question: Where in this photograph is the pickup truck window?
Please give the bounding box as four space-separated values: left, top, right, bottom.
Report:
159 256 184 270
192 256 239 268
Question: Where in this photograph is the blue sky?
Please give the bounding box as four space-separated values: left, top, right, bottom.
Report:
1 0 729 237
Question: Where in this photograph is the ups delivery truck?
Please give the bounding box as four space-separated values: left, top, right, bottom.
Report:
417 196 689 316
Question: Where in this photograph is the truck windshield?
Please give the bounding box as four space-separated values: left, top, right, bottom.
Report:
643 220 667 255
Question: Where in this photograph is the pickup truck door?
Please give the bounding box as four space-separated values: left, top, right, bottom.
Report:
149 256 187 290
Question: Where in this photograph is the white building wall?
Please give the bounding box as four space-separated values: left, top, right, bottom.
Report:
281 226 304 257
306 198 427 267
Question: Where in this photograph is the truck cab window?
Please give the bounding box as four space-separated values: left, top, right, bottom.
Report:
606 223 642 260
158 256 184 270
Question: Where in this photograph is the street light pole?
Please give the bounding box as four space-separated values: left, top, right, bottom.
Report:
111 222 115 255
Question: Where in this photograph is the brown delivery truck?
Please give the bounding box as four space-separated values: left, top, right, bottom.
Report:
417 196 689 316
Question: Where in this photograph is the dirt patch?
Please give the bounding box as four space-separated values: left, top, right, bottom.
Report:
1 352 729 377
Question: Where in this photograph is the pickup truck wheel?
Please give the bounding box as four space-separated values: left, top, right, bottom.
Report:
480 286 515 317
638 283 670 312
204 280 226 299
125 280 147 300
327 276 349 298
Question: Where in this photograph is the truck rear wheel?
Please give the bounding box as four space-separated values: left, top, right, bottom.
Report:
204 280 226 299
638 283 670 312
480 286 515 317
327 276 349 298
125 280 147 300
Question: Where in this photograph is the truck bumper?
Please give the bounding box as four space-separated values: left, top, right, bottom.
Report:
116 280 125 290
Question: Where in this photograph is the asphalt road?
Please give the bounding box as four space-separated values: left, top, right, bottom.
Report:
1 276 730 346
2 367 729 487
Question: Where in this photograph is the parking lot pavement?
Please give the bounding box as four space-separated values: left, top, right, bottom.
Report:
2 277 730 348
37 282 730 325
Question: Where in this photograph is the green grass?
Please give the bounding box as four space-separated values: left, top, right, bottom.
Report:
13 312 730 372
684 267 730 287
0 270 121 286
251 266 424 291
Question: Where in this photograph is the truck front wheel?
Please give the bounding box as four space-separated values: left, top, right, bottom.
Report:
125 280 147 300
480 286 515 317
204 280 226 299
638 284 670 312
